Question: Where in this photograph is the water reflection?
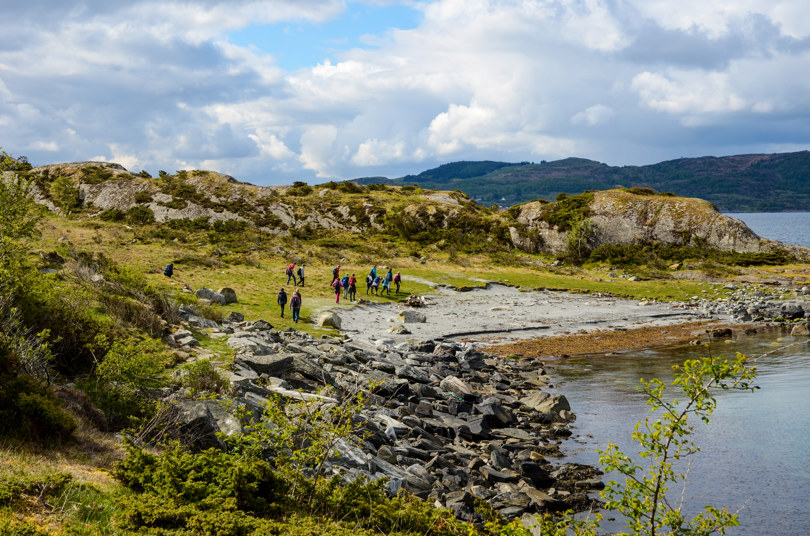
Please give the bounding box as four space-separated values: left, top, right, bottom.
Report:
547 328 810 536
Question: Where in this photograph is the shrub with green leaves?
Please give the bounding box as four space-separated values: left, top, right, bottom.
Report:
84 334 171 428
48 175 82 212
0 335 76 443
179 358 230 396
126 204 155 225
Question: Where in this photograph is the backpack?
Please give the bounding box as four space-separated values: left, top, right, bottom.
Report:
164 264 173 276
297 266 303 277
332 266 338 276
286 264 294 275
290 296 300 308
342 276 349 286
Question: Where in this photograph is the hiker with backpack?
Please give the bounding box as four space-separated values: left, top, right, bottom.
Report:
393 271 401 294
372 275 380 295
276 287 288 318
348 274 357 301
385 268 393 296
332 278 342 303
341 275 350 299
365 273 373 294
331 264 340 286
381 277 389 295
290 289 302 323
286 263 297 285
297 264 305 286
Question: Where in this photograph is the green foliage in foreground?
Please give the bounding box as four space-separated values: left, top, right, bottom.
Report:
597 353 756 536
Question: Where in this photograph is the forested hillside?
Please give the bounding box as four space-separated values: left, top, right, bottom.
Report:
355 151 810 211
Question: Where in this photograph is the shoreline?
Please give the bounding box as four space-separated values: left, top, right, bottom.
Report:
483 319 756 359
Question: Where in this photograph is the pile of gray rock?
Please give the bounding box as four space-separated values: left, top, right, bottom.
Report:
165 311 602 522
673 285 810 324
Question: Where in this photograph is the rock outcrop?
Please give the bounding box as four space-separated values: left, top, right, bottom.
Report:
508 189 800 256
165 312 602 522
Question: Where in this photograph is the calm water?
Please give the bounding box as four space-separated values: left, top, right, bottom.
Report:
726 212 810 248
550 330 810 535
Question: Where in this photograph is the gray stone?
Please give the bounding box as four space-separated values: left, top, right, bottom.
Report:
218 287 238 304
227 311 245 323
440 376 474 398
480 465 519 484
520 392 571 414
195 287 227 305
791 323 810 336
317 312 342 329
398 310 427 323
235 354 293 376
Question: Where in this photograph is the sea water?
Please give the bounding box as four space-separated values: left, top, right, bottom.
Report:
726 212 810 248
549 331 810 536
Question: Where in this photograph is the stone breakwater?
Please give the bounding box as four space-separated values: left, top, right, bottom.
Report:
166 306 602 523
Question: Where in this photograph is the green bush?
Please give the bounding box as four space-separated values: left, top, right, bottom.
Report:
134 191 153 203
80 165 114 184
84 334 170 429
126 205 155 225
0 336 76 443
179 359 230 396
49 176 82 212
98 208 125 222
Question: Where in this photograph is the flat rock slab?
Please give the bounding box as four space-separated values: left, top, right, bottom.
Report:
336 283 699 344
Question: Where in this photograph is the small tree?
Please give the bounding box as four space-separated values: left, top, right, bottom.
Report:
49 175 82 213
598 353 757 536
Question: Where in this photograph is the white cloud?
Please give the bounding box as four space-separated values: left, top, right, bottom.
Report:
1 0 810 182
571 105 616 126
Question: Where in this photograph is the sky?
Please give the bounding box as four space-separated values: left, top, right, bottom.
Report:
2 0 810 185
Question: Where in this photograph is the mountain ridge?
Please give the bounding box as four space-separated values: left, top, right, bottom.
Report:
353 151 810 211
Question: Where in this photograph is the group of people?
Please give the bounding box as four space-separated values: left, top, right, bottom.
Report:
275 263 403 320
284 263 305 286
330 264 401 301
276 286 303 322
363 265 401 296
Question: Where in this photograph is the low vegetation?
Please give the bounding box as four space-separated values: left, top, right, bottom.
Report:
0 149 787 534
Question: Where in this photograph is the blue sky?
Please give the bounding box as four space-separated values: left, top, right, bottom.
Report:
228 3 423 71
2 0 810 185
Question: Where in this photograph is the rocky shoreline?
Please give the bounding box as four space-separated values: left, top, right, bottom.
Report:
167 306 603 524
164 281 810 524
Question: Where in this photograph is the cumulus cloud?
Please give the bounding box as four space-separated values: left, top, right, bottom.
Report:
1 0 809 183
571 105 616 126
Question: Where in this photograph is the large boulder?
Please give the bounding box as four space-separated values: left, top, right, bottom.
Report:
218 287 238 304
317 312 342 329
195 287 226 305
520 391 571 414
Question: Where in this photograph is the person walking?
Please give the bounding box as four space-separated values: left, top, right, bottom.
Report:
372 275 380 295
366 273 373 294
297 264 305 286
385 268 393 296
341 274 350 299
393 271 401 294
332 278 342 303
331 264 341 286
290 289 302 323
286 262 297 285
348 274 357 301
381 277 389 295
369 265 377 280
276 287 288 318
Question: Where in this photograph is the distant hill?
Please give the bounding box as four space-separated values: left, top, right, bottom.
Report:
353 151 810 211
